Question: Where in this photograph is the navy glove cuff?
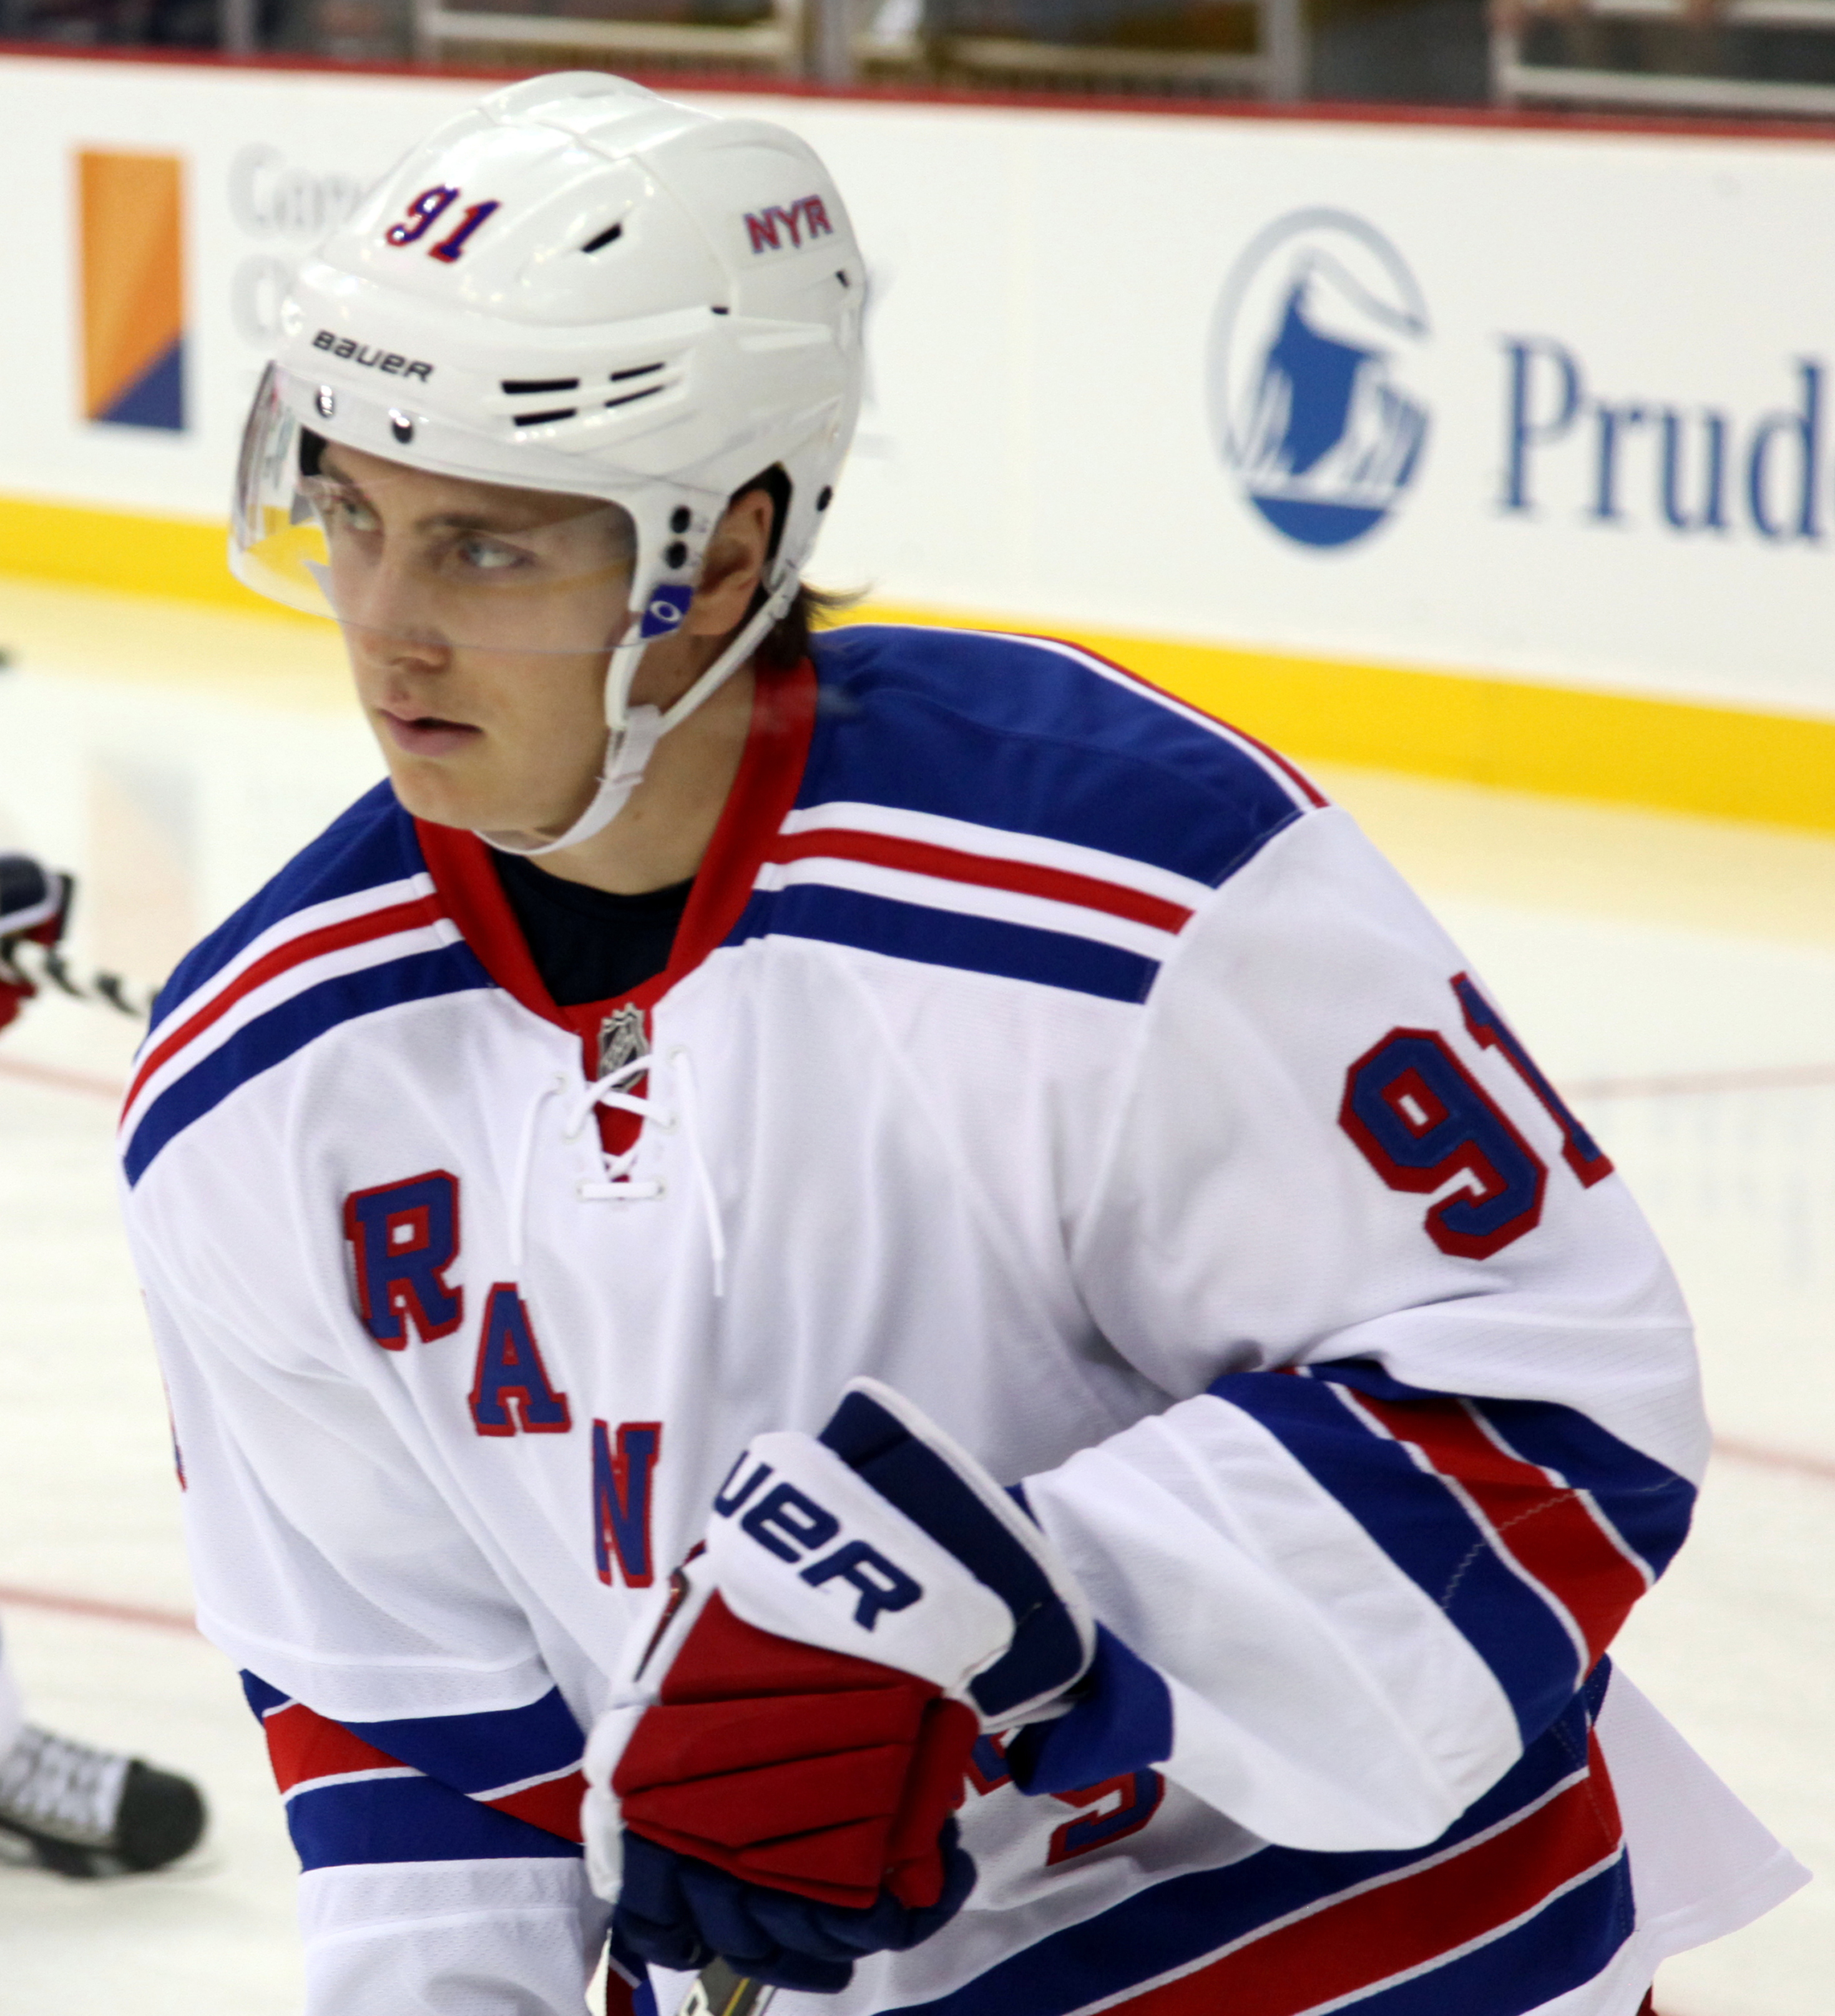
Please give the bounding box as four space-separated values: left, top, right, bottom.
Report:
1002 1624 1173 1796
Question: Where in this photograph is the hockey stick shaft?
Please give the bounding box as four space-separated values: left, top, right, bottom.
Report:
0 937 154 1020
677 1960 773 2016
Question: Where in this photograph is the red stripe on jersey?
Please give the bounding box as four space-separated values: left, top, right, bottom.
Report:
486 1769 587 1844
263 1701 404 1794
1353 1392 1650 1666
1118 1733 1622 2016
768 828 1193 934
124 894 444 1116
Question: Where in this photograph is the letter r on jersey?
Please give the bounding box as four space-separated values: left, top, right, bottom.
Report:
343 1170 463 1348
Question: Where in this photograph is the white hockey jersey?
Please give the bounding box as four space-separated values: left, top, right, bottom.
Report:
119 626 1804 2016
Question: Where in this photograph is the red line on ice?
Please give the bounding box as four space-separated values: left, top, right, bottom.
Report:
1712 1438 1835 1488
1565 1062 1835 1099
0 1055 127 1102
0 1583 198 1635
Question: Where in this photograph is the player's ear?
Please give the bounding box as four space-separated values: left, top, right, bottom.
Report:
684 489 775 638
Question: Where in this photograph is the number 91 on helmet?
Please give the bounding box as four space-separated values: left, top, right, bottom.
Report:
228 70 865 847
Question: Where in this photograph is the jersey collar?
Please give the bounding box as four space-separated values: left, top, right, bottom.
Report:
414 660 817 1055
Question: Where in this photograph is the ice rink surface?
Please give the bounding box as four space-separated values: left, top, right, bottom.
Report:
0 582 1828 2015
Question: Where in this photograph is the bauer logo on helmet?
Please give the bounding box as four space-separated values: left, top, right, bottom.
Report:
310 330 434 381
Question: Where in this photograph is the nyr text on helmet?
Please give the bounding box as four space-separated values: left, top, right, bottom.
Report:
745 195 834 257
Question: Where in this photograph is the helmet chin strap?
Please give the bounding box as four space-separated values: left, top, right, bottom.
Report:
479 569 799 861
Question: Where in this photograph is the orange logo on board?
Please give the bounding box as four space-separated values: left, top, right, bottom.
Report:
78 150 187 432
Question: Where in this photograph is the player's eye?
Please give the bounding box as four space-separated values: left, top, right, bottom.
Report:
454 534 531 574
311 484 381 536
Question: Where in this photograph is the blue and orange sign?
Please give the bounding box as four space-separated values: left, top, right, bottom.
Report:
78 149 187 432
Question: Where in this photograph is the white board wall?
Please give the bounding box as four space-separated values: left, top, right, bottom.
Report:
4 52 1834 722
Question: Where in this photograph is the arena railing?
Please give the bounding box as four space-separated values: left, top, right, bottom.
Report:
1494 0 1835 119
410 0 1308 97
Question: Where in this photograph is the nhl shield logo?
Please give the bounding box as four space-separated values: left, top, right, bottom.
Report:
597 1003 650 1079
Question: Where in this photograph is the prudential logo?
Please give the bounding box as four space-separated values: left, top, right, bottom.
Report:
1208 210 1429 549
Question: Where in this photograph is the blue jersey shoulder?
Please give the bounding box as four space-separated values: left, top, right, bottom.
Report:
150 782 419 1032
805 626 1318 887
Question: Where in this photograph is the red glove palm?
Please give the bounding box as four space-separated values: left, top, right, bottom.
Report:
612 1593 979 1911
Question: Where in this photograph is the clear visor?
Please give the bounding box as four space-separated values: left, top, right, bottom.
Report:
232 368 641 655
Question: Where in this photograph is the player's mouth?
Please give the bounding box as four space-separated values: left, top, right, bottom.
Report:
378 706 482 758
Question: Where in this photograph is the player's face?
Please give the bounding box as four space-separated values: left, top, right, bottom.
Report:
316 444 635 837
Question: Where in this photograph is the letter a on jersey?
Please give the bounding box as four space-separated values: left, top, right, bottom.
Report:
470 1284 572 1435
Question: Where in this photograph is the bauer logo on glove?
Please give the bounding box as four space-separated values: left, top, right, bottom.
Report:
582 1380 1098 1990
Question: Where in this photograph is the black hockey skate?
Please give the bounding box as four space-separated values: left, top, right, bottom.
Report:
0 1725 206 1877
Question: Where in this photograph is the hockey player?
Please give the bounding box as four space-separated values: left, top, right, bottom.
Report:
0 856 208 1877
120 72 1802 2016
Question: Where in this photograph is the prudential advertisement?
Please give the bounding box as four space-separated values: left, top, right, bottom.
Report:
1 56 1833 725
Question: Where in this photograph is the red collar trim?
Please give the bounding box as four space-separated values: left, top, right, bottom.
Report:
414 662 818 1049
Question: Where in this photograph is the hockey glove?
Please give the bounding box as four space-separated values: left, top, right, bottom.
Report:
584 1379 1098 1987
0 856 72 1036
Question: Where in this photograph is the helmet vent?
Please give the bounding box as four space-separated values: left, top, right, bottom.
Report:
610 364 663 383
512 408 579 428
502 377 579 396
604 386 663 413
581 222 624 254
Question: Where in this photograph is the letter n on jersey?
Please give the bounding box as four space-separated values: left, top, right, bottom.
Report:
592 1421 661 1587
470 1284 572 1436
343 1171 463 1348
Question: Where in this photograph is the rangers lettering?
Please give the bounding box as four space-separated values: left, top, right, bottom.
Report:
342 1170 463 1348
469 1284 571 1435
592 1420 663 1587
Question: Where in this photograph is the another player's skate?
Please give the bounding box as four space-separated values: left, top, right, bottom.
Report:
0 1724 206 1877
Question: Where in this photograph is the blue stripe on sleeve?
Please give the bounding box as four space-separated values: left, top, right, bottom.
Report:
1211 1371 1582 1745
1301 1361 1695 1586
725 885 1158 1004
343 1688 585 1797
1351 1857 1632 2016
241 1670 288 1720
1472 1397 1694 1582
124 942 491 1185
285 1774 583 1872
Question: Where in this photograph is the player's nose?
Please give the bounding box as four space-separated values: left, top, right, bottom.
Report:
345 613 452 681
336 542 456 662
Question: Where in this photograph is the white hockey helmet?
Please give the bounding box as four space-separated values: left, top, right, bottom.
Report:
231 71 864 852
